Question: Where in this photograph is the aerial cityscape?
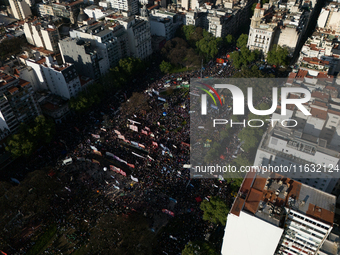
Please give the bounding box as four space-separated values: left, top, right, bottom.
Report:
0 0 339 254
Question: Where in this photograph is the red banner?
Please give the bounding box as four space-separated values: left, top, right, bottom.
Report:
141 130 148 135
138 143 145 149
162 209 175 217
110 165 126 177
181 142 190 147
127 163 135 168
92 159 100 165
93 150 102 156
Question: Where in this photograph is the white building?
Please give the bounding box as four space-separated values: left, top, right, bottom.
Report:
69 21 120 68
221 171 339 255
23 54 82 99
247 2 276 54
24 20 61 53
110 12 152 59
84 5 115 20
317 3 340 33
107 0 138 15
0 72 41 134
9 0 32 20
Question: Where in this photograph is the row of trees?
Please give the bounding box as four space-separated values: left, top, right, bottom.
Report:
5 115 55 158
69 57 144 113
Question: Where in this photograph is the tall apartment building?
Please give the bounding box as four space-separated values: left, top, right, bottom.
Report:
222 171 339 255
84 5 115 20
317 2 340 33
110 13 152 59
9 0 32 20
0 72 41 134
24 20 61 53
254 125 340 195
69 21 120 68
247 2 276 54
107 0 138 15
23 54 82 99
59 37 107 80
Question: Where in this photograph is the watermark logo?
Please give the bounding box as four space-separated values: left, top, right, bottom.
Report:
200 84 311 116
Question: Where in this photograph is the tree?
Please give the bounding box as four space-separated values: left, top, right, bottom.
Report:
224 34 234 46
5 116 55 158
182 241 218 255
266 45 290 66
159 60 172 73
200 196 229 225
196 35 223 60
227 178 244 193
236 34 248 48
238 128 263 152
121 92 150 116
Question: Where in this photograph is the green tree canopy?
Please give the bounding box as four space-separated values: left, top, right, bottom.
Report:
266 45 290 66
182 241 218 255
200 196 229 225
6 116 55 158
159 60 172 73
236 34 248 48
224 34 234 46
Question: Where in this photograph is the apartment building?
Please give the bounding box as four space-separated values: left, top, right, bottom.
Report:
222 171 339 255
110 13 152 59
9 0 32 20
24 20 61 53
69 21 120 68
107 0 138 15
23 54 82 99
84 5 115 20
0 72 41 134
317 2 340 33
59 37 108 80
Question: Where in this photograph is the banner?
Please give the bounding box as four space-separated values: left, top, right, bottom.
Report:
118 134 125 140
131 141 139 147
162 209 174 217
114 130 121 135
147 155 154 161
138 143 145 149
181 142 190 147
158 97 166 102
106 151 115 158
110 165 126 176
90 145 98 151
152 89 159 95
92 134 100 139
152 141 158 147
131 176 139 182
128 119 141 125
132 152 146 159
144 126 150 131
123 139 130 144
211 104 219 110
92 159 100 165
101 128 107 132
93 150 102 156
127 163 135 168
141 130 148 135
130 125 138 132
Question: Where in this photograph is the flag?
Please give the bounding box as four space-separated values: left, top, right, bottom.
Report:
106 151 115 158
114 130 121 135
130 125 138 132
138 143 145 149
131 176 138 182
101 128 107 132
92 134 100 139
145 126 150 131
90 145 98 151
141 129 148 135
92 159 100 165
152 141 158 147
118 134 125 140
127 163 135 168
123 139 130 144
93 150 102 156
